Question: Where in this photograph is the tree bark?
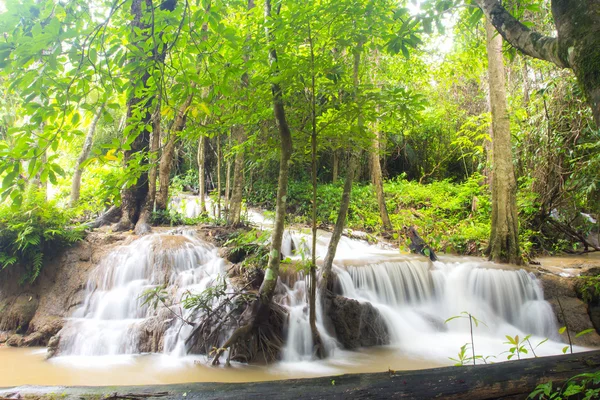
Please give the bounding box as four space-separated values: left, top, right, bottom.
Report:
320 151 360 293
70 102 105 207
332 150 338 182
134 102 161 235
210 0 292 365
116 0 176 231
474 0 600 126
197 135 206 214
320 43 363 293
216 135 222 218
155 93 194 212
258 0 293 306
227 126 245 226
485 19 523 265
370 126 392 232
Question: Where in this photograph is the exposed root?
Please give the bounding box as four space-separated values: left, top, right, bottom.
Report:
87 206 122 229
210 301 285 366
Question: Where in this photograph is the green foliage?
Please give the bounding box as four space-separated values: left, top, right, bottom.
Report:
248 174 491 255
576 274 600 304
528 370 600 400
0 188 84 283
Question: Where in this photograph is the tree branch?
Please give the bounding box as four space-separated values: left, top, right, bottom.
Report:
474 0 568 69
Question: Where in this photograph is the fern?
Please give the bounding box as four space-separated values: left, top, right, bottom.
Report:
0 187 85 283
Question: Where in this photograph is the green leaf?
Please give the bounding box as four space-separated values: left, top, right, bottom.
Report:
558 326 567 334
575 328 595 338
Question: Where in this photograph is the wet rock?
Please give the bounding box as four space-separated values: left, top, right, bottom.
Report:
47 334 60 358
539 273 600 347
328 295 389 349
0 331 8 344
5 334 24 347
0 293 39 333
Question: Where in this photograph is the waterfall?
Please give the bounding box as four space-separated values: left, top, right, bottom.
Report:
58 231 226 357
278 230 561 363
56 225 563 367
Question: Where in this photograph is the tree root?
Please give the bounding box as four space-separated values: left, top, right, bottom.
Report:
87 205 122 229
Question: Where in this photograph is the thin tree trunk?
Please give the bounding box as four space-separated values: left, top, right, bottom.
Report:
485 19 523 265
228 126 245 226
70 102 105 207
156 93 194 211
227 0 254 226
332 150 338 182
198 136 206 214
134 99 162 235
258 0 293 305
307 21 324 359
320 43 363 293
216 135 222 218
320 151 360 293
210 0 292 365
225 131 232 211
370 122 392 232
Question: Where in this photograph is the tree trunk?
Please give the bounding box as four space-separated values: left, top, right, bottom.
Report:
225 132 232 212
227 126 245 226
332 150 338 182
155 93 194 212
70 102 105 207
216 135 222 218
116 0 175 231
307 21 324 359
197 136 206 214
320 151 360 293
474 0 600 127
134 102 161 235
370 126 392 232
485 19 523 265
320 43 363 293
210 0 292 366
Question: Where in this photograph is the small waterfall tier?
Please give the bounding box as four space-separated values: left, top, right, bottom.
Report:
279 230 561 362
58 231 226 356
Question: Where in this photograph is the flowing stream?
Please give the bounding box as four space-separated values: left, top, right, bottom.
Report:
0 210 589 387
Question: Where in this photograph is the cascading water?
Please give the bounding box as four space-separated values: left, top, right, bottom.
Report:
55 213 572 370
278 230 565 364
57 230 227 357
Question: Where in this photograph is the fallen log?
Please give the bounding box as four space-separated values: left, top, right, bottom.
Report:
1 351 599 399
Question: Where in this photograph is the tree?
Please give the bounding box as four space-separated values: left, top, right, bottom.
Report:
70 102 105 207
485 19 522 265
474 0 600 127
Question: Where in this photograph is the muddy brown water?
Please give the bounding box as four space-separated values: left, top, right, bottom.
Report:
0 346 440 387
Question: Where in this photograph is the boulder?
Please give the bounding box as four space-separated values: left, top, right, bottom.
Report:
539 273 600 347
0 293 39 333
327 295 389 349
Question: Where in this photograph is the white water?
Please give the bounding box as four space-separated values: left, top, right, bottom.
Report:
56 221 574 372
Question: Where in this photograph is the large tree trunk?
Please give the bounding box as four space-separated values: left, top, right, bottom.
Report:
474 0 600 127
227 125 245 226
485 19 523 265
116 0 175 231
70 102 105 207
155 93 194 212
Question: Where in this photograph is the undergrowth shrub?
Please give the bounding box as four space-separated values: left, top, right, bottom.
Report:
246 174 492 255
0 188 85 283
